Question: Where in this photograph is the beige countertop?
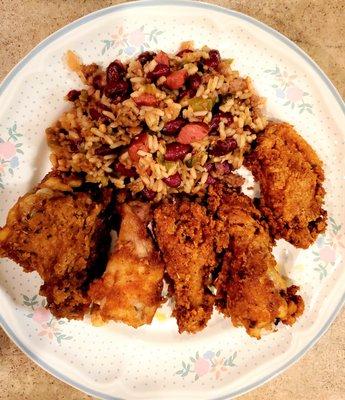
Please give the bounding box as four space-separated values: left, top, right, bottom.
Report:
0 1 344 399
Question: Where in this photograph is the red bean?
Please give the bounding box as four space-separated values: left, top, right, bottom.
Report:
92 73 106 90
94 146 117 156
66 90 80 101
203 49 221 69
214 161 232 174
142 187 156 200
137 51 156 65
187 74 202 91
165 143 192 161
163 172 182 188
113 162 138 177
206 175 217 185
128 132 149 162
133 93 158 107
162 117 186 135
178 88 196 101
204 163 213 172
210 112 233 132
89 108 102 120
177 122 209 144
165 69 187 90
106 60 125 83
147 63 170 81
104 80 128 99
176 49 193 57
209 138 237 156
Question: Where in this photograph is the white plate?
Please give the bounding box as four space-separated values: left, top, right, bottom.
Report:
0 1 344 399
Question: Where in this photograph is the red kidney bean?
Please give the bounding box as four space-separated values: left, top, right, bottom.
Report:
178 88 196 101
204 162 213 172
163 172 182 188
92 73 106 90
206 175 217 185
133 93 158 107
128 132 149 162
94 146 117 156
162 117 186 135
187 74 202 91
164 142 192 161
89 108 102 120
66 90 81 101
147 63 170 81
177 122 209 144
203 49 221 69
104 80 128 99
214 161 232 174
176 49 193 57
209 138 237 156
137 51 156 65
209 112 233 132
106 60 125 83
142 187 156 201
165 69 188 90
113 162 138 177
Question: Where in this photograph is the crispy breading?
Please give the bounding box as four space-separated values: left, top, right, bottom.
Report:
245 122 327 248
208 184 304 338
0 172 113 319
89 202 164 328
154 200 216 333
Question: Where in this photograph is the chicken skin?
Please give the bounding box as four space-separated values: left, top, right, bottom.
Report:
89 202 164 328
245 122 327 248
208 184 304 338
0 172 113 319
154 200 217 334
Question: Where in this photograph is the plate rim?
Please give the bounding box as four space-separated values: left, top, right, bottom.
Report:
0 1 344 399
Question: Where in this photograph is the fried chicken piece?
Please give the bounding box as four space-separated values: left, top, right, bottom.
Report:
0 172 113 319
89 202 164 328
245 122 327 248
208 184 304 338
154 200 216 333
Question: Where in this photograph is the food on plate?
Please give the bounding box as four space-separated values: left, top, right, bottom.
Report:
208 184 304 338
47 43 266 201
89 201 164 327
0 172 113 319
0 43 326 338
245 122 327 248
154 200 216 333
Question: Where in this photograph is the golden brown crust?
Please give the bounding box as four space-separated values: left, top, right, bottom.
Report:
245 122 327 248
208 185 304 338
89 201 164 328
154 200 216 333
0 172 113 319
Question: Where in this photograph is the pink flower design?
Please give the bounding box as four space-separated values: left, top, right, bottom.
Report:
318 246 336 264
38 321 59 340
0 142 16 159
194 358 211 376
128 29 145 46
33 307 51 324
212 358 227 379
0 163 4 173
286 86 304 102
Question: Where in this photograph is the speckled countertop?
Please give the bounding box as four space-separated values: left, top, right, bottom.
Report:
0 1 344 399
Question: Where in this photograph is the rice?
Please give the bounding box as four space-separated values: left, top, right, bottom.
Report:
46 43 267 201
